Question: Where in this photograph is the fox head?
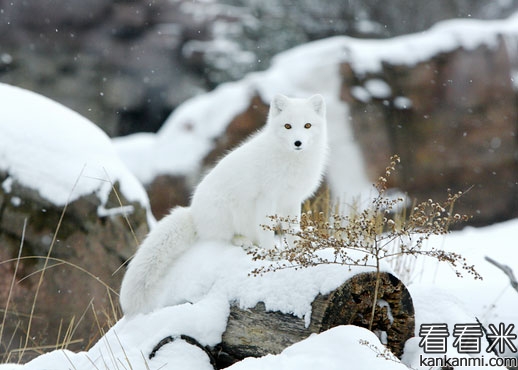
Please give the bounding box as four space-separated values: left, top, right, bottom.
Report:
266 94 327 153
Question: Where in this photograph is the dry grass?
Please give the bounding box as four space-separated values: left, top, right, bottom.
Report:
0 218 26 361
0 167 141 365
0 251 113 363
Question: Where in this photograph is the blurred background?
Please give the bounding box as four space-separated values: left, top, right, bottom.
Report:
2 0 517 226
1 0 517 136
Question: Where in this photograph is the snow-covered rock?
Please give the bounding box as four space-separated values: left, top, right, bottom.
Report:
10 218 518 369
342 15 518 226
0 83 153 360
0 83 151 213
113 35 371 219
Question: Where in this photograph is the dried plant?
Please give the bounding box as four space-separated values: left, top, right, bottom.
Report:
250 155 481 330
358 339 402 364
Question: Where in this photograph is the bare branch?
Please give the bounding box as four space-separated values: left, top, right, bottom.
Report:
485 256 518 293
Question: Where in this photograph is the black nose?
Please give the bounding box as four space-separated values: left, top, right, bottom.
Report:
294 140 302 147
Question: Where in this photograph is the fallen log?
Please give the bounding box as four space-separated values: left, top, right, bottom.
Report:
214 271 414 367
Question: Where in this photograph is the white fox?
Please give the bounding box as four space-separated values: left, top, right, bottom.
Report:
120 94 328 316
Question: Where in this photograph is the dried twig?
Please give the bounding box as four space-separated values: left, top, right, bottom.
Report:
485 256 518 293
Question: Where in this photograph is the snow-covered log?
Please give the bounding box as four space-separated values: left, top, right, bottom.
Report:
215 271 414 367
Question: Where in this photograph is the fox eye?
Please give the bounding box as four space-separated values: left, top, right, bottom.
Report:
284 123 292 129
304 123 312 129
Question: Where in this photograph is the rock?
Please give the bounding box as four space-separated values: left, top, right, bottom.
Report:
111 2 149 38
1 0 112 30
342 37 518 225
0 175 149 362
147 175 191 220
217 272 414 366
202 95 269 168
0 83 152 362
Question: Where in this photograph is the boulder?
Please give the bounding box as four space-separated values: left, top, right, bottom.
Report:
342 36 518 226
0 83 151 361
0 176 149 362
147 174 191 220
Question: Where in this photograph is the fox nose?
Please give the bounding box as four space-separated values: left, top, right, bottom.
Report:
294 140 302 148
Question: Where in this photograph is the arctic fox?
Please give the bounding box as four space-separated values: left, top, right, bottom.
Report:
120 94 328 316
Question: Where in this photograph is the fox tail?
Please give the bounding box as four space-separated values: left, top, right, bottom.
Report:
119 206 197 316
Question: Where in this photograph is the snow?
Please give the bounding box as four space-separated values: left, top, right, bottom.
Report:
409 219 518 326
0 83 153 223
364 78 392 99
228 326 408 370
157 242 381 326
394 96 413 110
400 218 518 369
3 218 516 369
350 85 371 103
344 14 518 75
8 326 408 370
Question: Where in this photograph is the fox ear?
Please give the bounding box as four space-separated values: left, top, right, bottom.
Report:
308 94 325 117
270 94 289 116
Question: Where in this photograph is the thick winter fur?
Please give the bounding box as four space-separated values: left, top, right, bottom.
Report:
120 94 328 316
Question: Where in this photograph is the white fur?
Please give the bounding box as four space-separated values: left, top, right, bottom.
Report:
119 207 196 315
120 94 328 316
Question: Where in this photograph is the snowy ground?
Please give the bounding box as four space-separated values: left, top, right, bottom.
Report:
1 218 516 370
404 219 518 369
